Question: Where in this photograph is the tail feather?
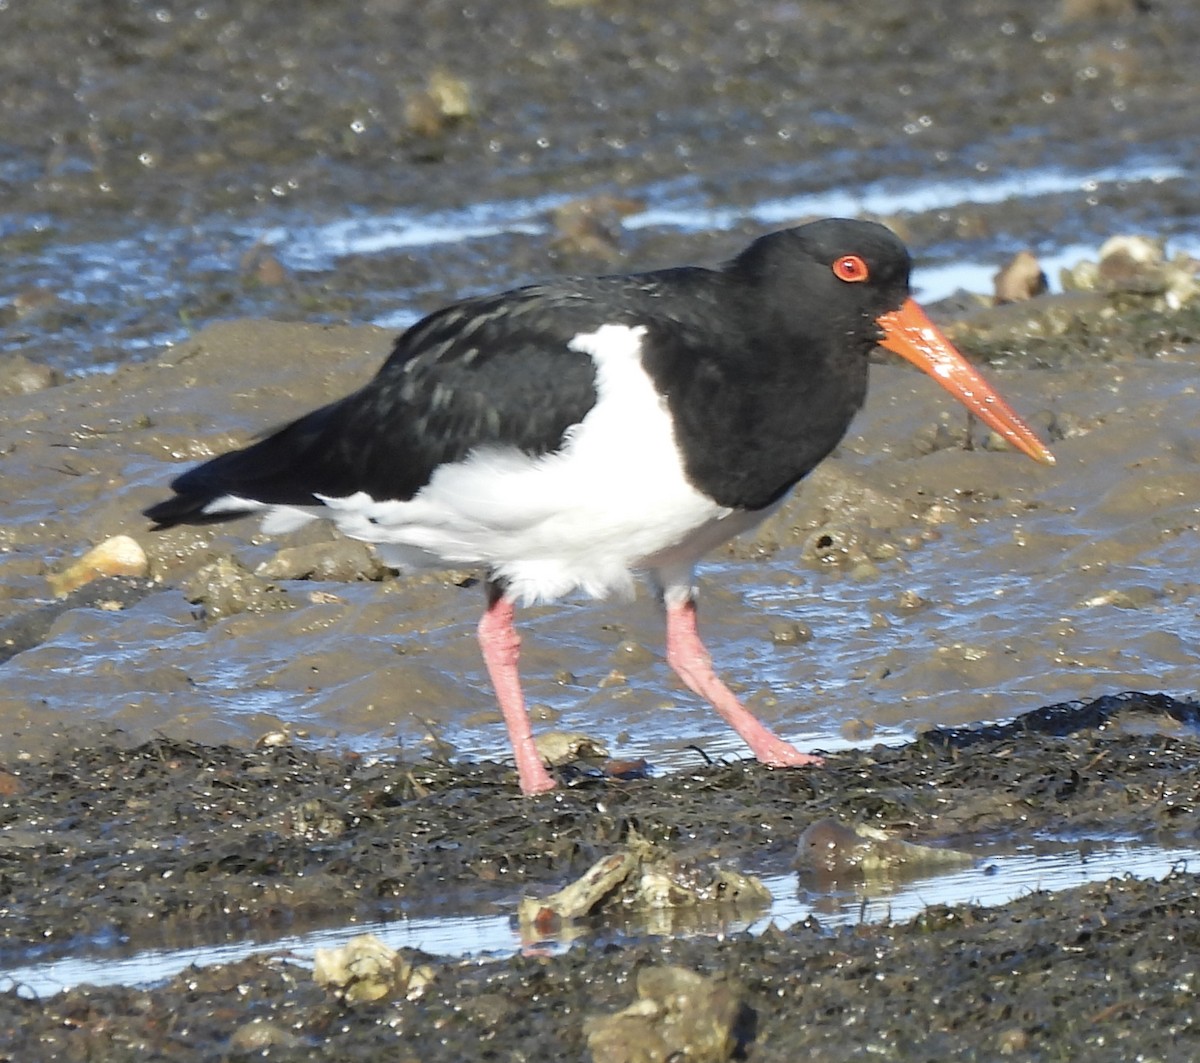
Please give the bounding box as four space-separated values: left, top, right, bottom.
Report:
144 491 253 529
144 401 344 529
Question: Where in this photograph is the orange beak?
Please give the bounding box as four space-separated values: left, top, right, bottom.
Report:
875 298 1055 465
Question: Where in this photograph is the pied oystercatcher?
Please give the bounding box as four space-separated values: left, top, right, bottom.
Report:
145 218 1054 794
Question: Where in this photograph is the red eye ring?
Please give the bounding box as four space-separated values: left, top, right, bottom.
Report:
832 254 870 283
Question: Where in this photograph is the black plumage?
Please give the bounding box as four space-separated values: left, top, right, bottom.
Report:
147 220 912 528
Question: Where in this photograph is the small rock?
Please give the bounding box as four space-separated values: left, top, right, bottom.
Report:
997 1026 1031 1055
895 589 930 612
585 965 742 1063
0 353 60 396
634 855 772 912
840 718 876 742
426 69 473 119
11 286 59 316
794 817 974 880
48 535 150 597
404 69 473 138
767 619 813 645
181 555 295 619
550 196 642 262
239 242 289 287
1059 257 1102 293
1060 235 1199 309
994 250 1048 304
519 832 770 932
534 730 610 767
313 933 434 1005
1081 586 1161 609
612 639 656 669
228 1019 302 1051
255 728 293 748
1098 234 1167 294
1100 233 1162 266
256 539 391 581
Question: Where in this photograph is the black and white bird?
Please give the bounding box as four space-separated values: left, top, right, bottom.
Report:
145 218 1054 794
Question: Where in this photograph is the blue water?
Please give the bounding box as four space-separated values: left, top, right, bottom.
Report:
5 154 1196 373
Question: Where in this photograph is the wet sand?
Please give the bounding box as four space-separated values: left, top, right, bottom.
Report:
2 307 1199 764
3 0 1200 1059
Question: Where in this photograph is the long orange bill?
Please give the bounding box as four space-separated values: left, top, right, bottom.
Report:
875 298 1055 465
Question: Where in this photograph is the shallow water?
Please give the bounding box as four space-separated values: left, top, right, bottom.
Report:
7 834 1196 999
8 333 1200 775
5 147 1200 763
5 156 1196 373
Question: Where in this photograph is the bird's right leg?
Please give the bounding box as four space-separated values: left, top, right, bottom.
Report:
657 573 822 769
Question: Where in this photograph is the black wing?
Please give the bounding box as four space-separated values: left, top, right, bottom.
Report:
144 283 619 529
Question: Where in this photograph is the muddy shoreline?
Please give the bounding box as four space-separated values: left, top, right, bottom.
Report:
4 0 1200 1058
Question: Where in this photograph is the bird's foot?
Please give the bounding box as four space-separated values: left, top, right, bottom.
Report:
754 742 824 769
513 737 558 794
517 763 558 795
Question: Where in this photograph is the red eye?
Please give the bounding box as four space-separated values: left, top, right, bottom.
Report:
832 255 869 283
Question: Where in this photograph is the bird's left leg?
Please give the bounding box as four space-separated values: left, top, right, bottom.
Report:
477 579 557 795
657 574 822 769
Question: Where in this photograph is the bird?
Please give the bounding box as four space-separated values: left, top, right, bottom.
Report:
145 218 1054 795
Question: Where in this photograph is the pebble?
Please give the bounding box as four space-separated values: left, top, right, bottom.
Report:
48 535 149 597
993 250 1048 304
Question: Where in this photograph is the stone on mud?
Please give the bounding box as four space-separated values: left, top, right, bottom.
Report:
313 933 435 1005
584 965 742 1063
519 831 770 933
47 535 149 597
181 555 295 619
794 817 975 882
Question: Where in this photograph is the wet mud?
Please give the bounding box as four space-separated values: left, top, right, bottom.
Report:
3 694 1200 1060
3 0 1200 1058
5 303 1200 765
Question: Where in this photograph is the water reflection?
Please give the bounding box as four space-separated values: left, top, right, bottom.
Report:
5 838 1195 999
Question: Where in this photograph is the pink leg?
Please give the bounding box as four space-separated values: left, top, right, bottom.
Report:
477 592 557 795
665 598 822 768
